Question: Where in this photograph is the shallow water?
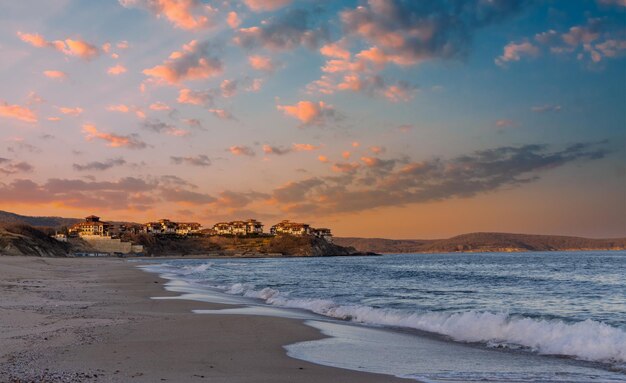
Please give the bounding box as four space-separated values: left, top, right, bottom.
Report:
138 251 626 382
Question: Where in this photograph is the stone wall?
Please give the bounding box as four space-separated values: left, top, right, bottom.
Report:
81 235 134 254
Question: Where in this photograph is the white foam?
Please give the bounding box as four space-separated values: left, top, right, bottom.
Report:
218 282 626 364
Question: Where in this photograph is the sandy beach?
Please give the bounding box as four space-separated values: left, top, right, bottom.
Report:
0 256 409 382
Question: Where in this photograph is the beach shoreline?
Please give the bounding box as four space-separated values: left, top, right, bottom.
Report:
0 256 410 382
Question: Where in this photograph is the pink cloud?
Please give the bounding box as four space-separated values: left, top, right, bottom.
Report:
107 64 127 75
293 143 320 151
318 155 330 163
227 11 241 29
58 107 83 117
0 102 37 123
177 88 213 105
107 104 145 118
82 123 147 149
229 145 256 156
243 0 291 12
143 40 222 84
149 102 171 111
320 41 351 60
118 0 213 30
209 108 235 120
248 55 277 73
18 32 100 60
495 41 539 66
332 162 360 173
43 70 67 80
276 100 337 126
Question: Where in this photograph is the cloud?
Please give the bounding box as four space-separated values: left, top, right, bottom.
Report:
277 100 337 126
142 119 189 136
59 107 83 117
18 32 100 60
532 104 562 113
43 70 68 80
495 119 517 128
495 41 539 66
320 41 351 60
318 155 329 163
227 11 241 29
149 102 171 111
208 108 235 120
73 158 127 171
161 188 216 204
220 79 238 98
308 71 416 102
118 0 214 30
293 143 320 151
229 145 256 157
0 101 37 123
143 40 222 84
270 142 610 215
332 162 361 173
341 0 532 67
263 143 321 155
234 8 327 51
107 64 127 75
243 0 292 12
82 123 147 149
263 144 292 155
534 18 626 64
248 55 277 73
0 176 169 210
177 88 214 106
106 104 145 118
0 159 34 175
170 154 211 167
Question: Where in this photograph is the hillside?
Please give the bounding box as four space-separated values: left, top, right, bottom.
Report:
335 233 626 254
123 233 361 257
0 224 71 257
0 210 80 228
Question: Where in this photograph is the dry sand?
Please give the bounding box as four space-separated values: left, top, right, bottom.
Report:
0 256 410 382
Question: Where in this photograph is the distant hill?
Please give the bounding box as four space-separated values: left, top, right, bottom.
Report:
335 232 626 254
0 210 81 228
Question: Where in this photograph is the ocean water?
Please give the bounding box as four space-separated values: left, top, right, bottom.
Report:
139 251 626 382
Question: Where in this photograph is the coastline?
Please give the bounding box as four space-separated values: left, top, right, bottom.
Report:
0 256 410 382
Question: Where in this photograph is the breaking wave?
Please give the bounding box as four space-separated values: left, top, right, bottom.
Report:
218 283 626 364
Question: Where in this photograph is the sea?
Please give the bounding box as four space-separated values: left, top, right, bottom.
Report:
138 251 626 382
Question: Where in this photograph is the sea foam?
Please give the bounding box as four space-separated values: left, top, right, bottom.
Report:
217 283 626 364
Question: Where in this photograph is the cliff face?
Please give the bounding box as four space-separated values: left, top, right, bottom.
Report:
0 225 70 257
122 233 359 257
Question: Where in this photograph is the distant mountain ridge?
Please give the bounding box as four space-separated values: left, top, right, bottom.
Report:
334 232 626 254
0 210 81 228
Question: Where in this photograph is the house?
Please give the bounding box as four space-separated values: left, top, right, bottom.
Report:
176 222 202 236
245 219 264 235
213 222 232 235
69 215 112 237
271 220 333 242
311 228 333 243
212 219 264 236
143 219 180 235
270 220 311 236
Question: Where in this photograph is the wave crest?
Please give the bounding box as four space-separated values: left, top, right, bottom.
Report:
219 283 626 364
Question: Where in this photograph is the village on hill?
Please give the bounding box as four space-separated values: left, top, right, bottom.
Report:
53 215 334 256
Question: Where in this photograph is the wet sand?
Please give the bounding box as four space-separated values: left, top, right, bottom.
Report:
0 256 410 382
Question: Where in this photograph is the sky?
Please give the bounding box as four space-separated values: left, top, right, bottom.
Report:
0 0 624 239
